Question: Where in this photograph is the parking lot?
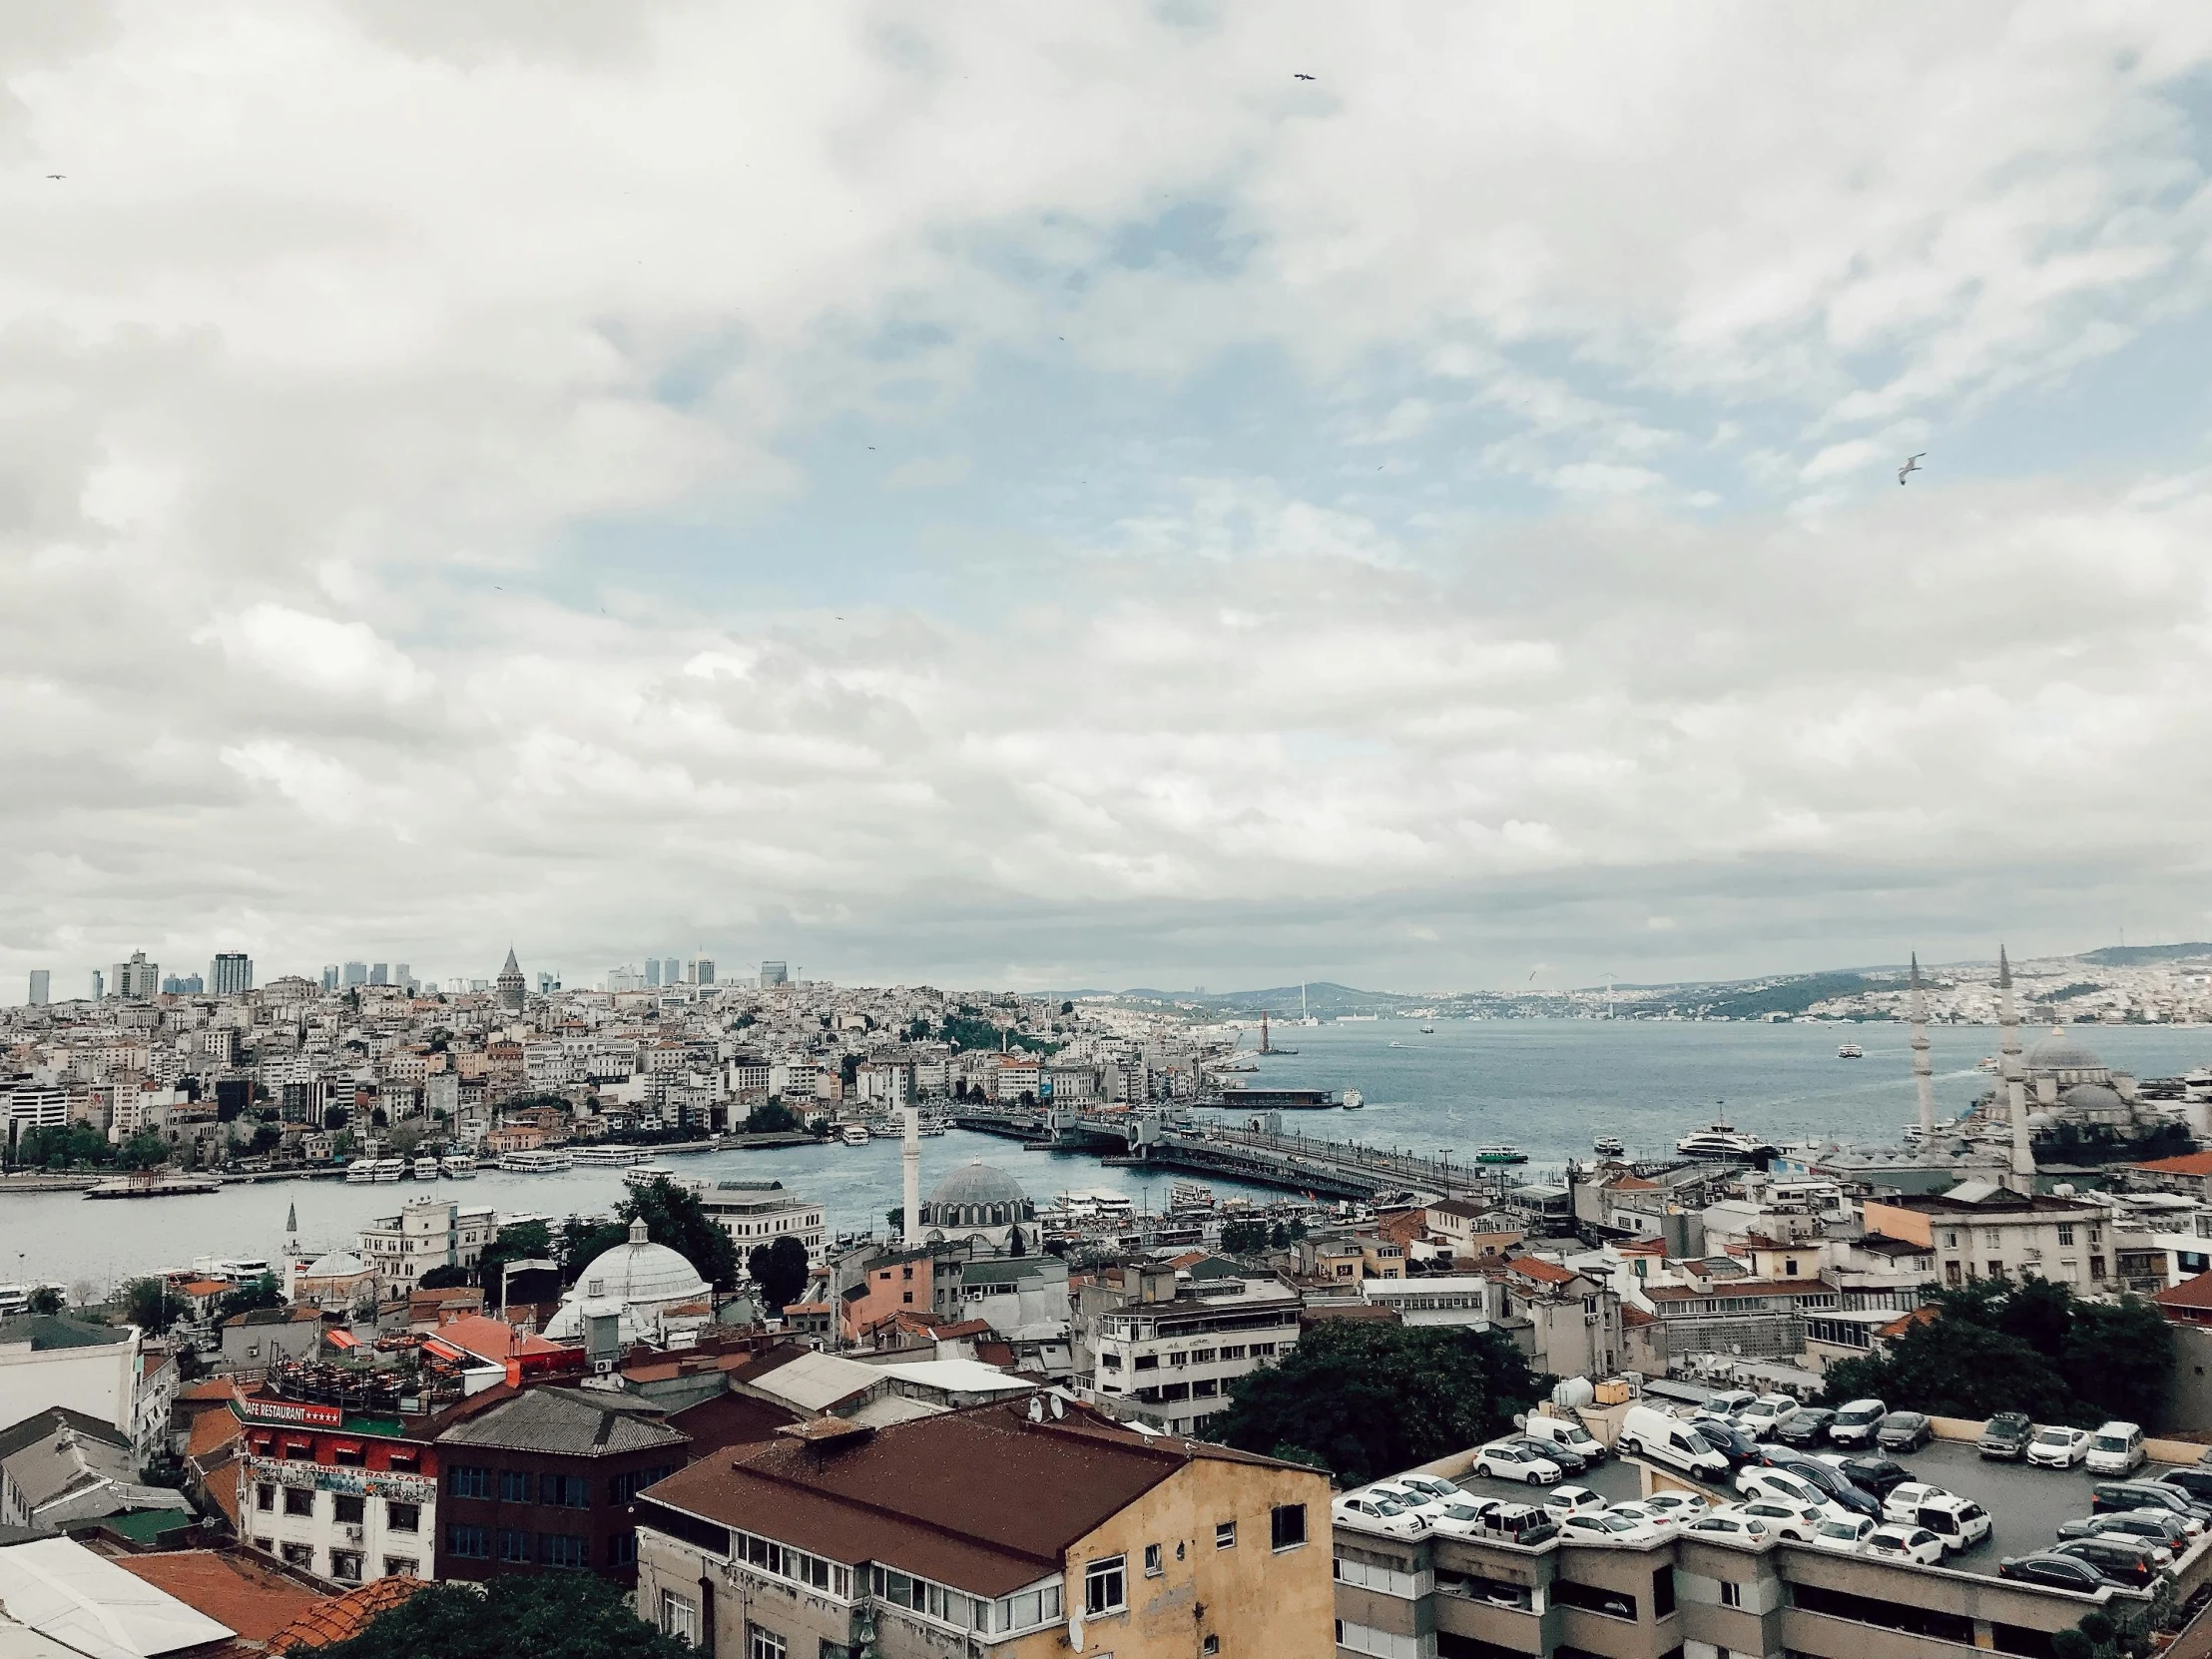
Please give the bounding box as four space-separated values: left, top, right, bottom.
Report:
1431 1432 2196 1579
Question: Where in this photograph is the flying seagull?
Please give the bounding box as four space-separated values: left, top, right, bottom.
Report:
1899 452 1926 485
46 174 63 180
1293 73 1316 81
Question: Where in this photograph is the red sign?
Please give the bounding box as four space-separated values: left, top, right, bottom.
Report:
239 1397 343 1428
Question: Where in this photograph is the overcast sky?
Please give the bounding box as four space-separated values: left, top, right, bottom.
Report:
7 3 2212 998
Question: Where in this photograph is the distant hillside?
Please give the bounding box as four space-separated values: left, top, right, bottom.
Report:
1120 981 1419 1016
2078 943 2212 967
1636 970 1883 1020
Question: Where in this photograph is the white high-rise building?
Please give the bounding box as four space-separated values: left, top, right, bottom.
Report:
27 970 49 1007
110 952 159 1000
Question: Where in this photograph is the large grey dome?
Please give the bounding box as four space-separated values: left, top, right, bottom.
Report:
927 1160 1027 1209
2028 1031 2104 1072
2060 1082 2125 1115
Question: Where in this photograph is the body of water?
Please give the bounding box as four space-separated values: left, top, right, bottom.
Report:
7 1018 2209 1294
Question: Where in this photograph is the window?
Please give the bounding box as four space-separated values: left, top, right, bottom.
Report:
2091 1255 2106 1280
1144 1543 1163 1576
1271 1503 1307 1551
1169 1351 1189 1368
333 1494 364 1525
1987 1261 2003 1280
608 1531 637 1567
1652 1565 1675 1618
1945 1261 1963 1287
329 1551 362 1582
1084 1556 1127 1616
1203 1639 1219 1656
540 1533 589 1569
283 1487 314 1516
1785 1259 1799 1276
257 1484 275 1511
2058 1225 2076 1246
499 1468 533 1502
332 1445 364 1466
1101 1353 1123 1371
448 1464 490 1498
498 1528 533 1563
1133 1355 1158 1371
386 1501 419 1533
282 1441 312 1461
1719 1580 1743 1608
280 1542 312 1567
660 1591 699 1645
1215 1520 1237 1549
448 1524 490 1559
750 1633 786 1659
611 1465 674 1504
382 1557 416 1578
546 1473 590 1508
1944 1231 1958 1248
1190 1348 1218 1365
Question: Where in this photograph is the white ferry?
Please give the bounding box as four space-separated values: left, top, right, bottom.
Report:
572 1145 647 1167
839 1124 871 1146
439 1154 477 1179
0 1286 30 1318
1675 1121 1775 1161
1169 1182 1217 1210
1342 1089 1366 1109
1837 1042 1864 1059
411 1157 441 1180
344 1157 406 1183
1474 1145 1527 1165
623 1164 677 1189
1592 1134 1625 1157
497 1149 574 1173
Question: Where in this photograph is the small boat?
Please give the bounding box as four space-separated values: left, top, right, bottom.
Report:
839 1124 871 1146
439 1154 477 1178
1419 1022 1436 1034
1474 1145 1527 1165
1592 1134 1624 1157
1342 1089 1365 1110
1837 1042 1864 1059
411 1156 441 1180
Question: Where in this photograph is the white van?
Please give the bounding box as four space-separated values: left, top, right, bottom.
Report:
2084 1421 2146 1476
1617 1405 1733 1483
1522 1414 1609 1464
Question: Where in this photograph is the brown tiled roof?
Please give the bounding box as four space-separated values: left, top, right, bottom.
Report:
666 1391 802 1457
646 1401 1245 1597
935 1318 992 1339
2134 1152 2212 1177
269 1573 426 1652
1504 1255 1577 1285
114 1550 321 1642
2156 1272 2212 1313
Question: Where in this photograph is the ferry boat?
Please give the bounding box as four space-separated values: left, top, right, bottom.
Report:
1592 1133 1625 1156
1474 1145 1527 1165
0 1286 28 1318
411 1156 441 1180
84 1172 223 1199
1419 1022 1436 1034
1837 1042 1864 1059
917 1113 949 1137
496 1148 574 1173
439 1154 477 1178
1675 1121 1775 1161
1342 1089 1365 1109
623 1164 676 1189
344 1157 406 1183
572 1144 647 1167
839 1124 871 1146
1169 1182 1217 1210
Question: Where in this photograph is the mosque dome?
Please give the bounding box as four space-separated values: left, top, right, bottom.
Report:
302 1250 371 1279
2060 1082 2126 1116
2028 1031 2104 1072
927 1161 1027 1210
571 1217 709 1306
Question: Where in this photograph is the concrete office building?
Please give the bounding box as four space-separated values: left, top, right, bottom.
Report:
110 952 159 1001
760 960 790 987
26 970 48 1007
210 953 254 996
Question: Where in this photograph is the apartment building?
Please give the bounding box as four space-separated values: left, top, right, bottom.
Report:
1863 1183 2117 1291
237 1394 439 1586
635 1399 1332 1659
692 1181 827 1264
1086 1263 1302 1435
358 1198 498 1294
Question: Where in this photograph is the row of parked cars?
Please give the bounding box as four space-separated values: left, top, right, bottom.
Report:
1998 1470 2212 1592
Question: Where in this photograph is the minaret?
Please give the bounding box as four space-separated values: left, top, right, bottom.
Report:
1998 946 2035 1193
901 1101 922 1246
1908 953 1936 1149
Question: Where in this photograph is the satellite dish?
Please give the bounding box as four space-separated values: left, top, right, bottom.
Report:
1028 1395 1045 1422
1051 1395 1066 1419
1068 1614 1085 1651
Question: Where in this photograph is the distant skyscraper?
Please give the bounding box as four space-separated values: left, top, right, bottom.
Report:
161 973 204 994
496 947 526 1011
343 961 367 988
692 957 715 986
321 964 339 992
760 960 789 987
536 971 560 994
369 962 388 987
90 969 104 1001
210 953 253 996
393 963 411 991
646 957 661 988
110 951 158 1000
663 957 680 987
27 970 49 1006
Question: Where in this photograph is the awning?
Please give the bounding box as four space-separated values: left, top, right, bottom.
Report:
422 1338 466 1362
325 1329 358 1349
330 1441 362 1455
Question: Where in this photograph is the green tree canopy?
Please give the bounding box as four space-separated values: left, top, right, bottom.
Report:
1205 1320 1543 1485
621 1178 739 1291
746 1098 803 1134
27 1287 65 1315
478 1220 553 1309
1220 1220 1271 1256
216 1274 284 1323
123 1277 179 1335
416 1264 474 1291
319 1571 695 1659
749 1235 811 1312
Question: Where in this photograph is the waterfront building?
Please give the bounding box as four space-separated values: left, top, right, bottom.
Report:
692 1181 827 1265
634 1399 1332 1659
357 1198 498 1296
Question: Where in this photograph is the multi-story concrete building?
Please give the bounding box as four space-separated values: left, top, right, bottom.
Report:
209 954 254 996
237 1393 439 1586
636 1399 1332 1659
0 1314 146 1455
358 1197 497 1295
1863 1184 2118 1291
692 1181 827 1265
1086 1262 1301 1436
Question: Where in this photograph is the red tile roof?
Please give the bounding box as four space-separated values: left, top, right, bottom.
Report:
2134 1153 2212 1177
269 1574 426 1652
1504 1256 1578 1285
114 1550 322 1642
2156 1273 2212 1313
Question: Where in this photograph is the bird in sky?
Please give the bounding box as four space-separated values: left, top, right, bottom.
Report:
1293 73 1316 81
1899 452 1926 485
46 174 63 180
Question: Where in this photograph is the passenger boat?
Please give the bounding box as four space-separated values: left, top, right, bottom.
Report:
411 1156 441 1180
1837 1042 1864 1059
1419 1022 1437 1034
839 1124 871 1146
623 1164 676 1189
1342 1089 1365 1110
496 1148 574 1173
1675 1121 1775 1161
343 1159 379 1184
572 1144 646 1167
1474 1145 1527 1165
439 1154 477 1178
1169 1182 1217 1210
1592 1134 1625 1157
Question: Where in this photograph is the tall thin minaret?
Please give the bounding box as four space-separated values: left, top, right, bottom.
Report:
1908 953 1936 1148
1997 945 2035 1193
901 1100 922 1246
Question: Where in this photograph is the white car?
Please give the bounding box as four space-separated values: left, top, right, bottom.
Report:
1737 1395 1801 1439
1640 1491 1709 1524
1470 1440 1563 1485
1704 1389 1761 1420
1560 1511 1663 1547
1394 1474 1467 1504
1866 1523 1945 1566
2026 1426 2093 1469
2085 1421 2147 1476
1369 1482 1441 1513
1684 1506 1772 1545
1738 1498 1827 1542
1881 1483 1951 1526
1809 1515 1878 1554
1428 1499 1503 1539
1740 1468 1846 1519
1543 1485 1608 1518
1606 1501 1682 1533
1334 1494 1430 1539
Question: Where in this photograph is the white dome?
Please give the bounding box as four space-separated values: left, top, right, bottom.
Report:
573 1219 709 1307
302 1250 370 1278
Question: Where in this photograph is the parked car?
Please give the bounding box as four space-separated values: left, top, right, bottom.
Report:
1470 1440 1563 1485
1828 1455 1912 1499
1691 1419 1766 1471
1775 1407 1837 1448
1702 1389 1761 1420
1878 1411 1935 1453
2091 1482 2208 1533
1737 1395 1802 1440
2084 1421 2146 1476
1741 1468 1848 1519
1560 1511 1662 1547
2158 1466 2212 1507
2058 1511 2196 1550
1867 1524 1946 1566
1639 1491 1709 1524
1882 1483 1952 1524
1762 1452 1882 1517
1607 1501 1682 1533
1477 1502 1558 1546
1998 1552 2106 1593
1368 1482 1440 1514
1520 1414 1609 1465
2027 1426 2093 1469
1541 1485 1608 1518
1510 1434 1592 1475
1809 1515 1878 1554
1829 1398 1890 1448
1334 1494 1430 1539
1430 1500 1506 1539
1738 1498 1826 1542
2049 1536 2172 1586
1615 1405 1734 1483
1978 1412 2033 1460
1394 1474 1467 1504
1904 1491 1991 1553
1684 1507 1772 1545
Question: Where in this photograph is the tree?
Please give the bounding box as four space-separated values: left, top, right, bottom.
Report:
417 1264 473 1291
1206 1321 1542 1484
747 1098 802 1134
217 1274 283 1322
621 1178 740 1291
478 1220 553 1309
124 1277 178 1335
27 1287 65 1315
749 1236 811 1312
1009 1227 1026 1258
2065 1298 2174 1427
323 1105 350 1131
116 1132 170 1171
1221 1220 1271 1256
317 1569 696 1659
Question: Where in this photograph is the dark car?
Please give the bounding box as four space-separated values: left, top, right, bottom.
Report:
2092 1482 2211 1525
1509 1436 1591 1476
2059 1512 2195 1549
1774 1408 1836 1448
2050 1537 2170 1588
2160 1467 2212 1506
1689 1420 1764 1471
1999 1553 2105 1593
1979 1411 2033 1460
1878 1410 1935 1453
1764 1450 1884 1518
1835 1455 1912 1498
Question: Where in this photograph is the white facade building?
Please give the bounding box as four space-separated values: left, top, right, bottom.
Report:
358 1198 497 1293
